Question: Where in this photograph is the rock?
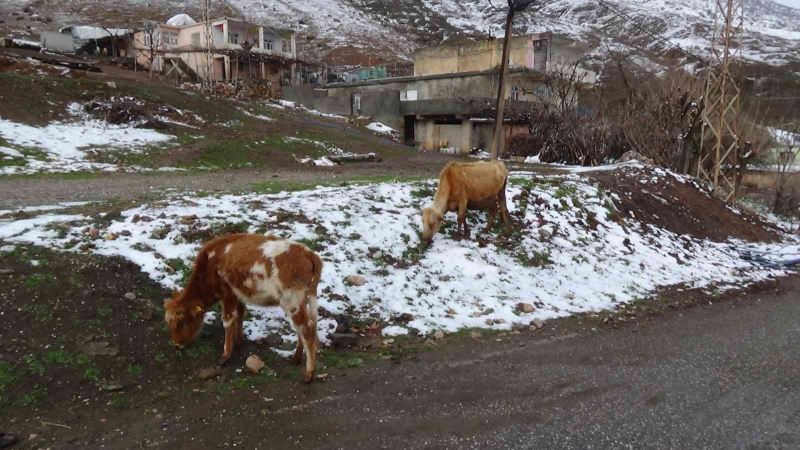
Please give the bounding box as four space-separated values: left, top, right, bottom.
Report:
106 81 117 89
538 229 552 240
120 230 131 237
103 233 118 241
512 322 528 332
316 373 329 381
101 383 124 392
516 303 535 314
263 334 283 348
0 269 14 275
446 308 457 315
331 333 359 349
494 318 506 325
398 313 414 322
87 227 100 239
345 275 366 286
619 150 654 165
180 214 198 224
433 330 445 340
485 318 494 326
382 338 395 345
469 331 482 339
245 355 265 374
198 367 222 380
531 319 545 329
124 292 136 301
83 340 119 356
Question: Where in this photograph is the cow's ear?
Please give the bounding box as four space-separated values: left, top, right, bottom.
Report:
191 304 204 317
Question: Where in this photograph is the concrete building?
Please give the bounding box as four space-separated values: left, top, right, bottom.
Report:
41 26 132 56
284 33 595 154
129 15 298 84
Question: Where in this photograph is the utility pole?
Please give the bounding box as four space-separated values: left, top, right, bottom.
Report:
490 0 536 160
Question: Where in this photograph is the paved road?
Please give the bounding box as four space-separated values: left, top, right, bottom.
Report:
254 275 800 449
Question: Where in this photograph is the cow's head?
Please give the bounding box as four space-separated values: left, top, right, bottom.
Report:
421 207 443 244
164 293 205 349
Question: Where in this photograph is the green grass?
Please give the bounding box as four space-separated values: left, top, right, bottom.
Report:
24 272 56 288
251 175 427 195
0 362 17 396
20 303 54 322
220 369 278 392
127 364 143 377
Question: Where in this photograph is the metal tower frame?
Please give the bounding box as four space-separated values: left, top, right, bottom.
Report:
698 0 744 202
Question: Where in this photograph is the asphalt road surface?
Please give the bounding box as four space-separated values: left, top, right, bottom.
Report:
256 275 800 449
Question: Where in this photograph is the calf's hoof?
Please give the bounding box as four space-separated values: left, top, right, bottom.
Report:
217 356 231 367
302 371 315 384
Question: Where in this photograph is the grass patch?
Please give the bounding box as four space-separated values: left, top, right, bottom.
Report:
24 272 56 288
251 175 427 195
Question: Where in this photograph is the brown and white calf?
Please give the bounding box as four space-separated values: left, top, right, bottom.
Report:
164 233 323 383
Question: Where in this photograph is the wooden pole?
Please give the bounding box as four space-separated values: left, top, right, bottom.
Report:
490 8 516 160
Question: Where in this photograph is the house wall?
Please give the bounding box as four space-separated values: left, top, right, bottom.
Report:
414 36 536 76
40 31 75 53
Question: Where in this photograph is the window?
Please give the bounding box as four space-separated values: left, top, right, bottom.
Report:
143 33 153 47
228 33 239 44
191 33 201 47
401 89 418 101
264 39 274 50
163 31 178 46
353 93 362 114
511 86 520 101
282 40 291 53
534 84 550 98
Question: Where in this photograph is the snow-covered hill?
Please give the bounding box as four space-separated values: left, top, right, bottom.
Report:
226 0 800 66
2 0 799 67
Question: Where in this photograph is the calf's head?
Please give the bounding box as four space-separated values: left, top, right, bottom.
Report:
421 207 443 243
164 294 205 349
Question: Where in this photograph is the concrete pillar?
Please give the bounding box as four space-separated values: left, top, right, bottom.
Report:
424 120 436 151
460 120 472 154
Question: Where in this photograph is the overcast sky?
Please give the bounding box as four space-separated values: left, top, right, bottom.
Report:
773 0 800 8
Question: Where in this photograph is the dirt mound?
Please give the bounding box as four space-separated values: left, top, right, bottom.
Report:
590 165 778 242
82 96 203 129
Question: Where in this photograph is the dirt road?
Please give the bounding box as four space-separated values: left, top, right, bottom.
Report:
220 275 800 449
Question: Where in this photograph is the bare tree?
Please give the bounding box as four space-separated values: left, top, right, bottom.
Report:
134 21 161 81
773 122 800 219
542 59 588 114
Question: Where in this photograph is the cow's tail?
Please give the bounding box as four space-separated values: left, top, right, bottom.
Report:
307 252 323 326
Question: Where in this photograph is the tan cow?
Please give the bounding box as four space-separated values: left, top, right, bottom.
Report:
421 160 511 243
164 233 323 383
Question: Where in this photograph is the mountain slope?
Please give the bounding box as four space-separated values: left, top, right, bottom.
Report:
2 0 799 67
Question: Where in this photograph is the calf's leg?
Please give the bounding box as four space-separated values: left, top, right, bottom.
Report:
282 291 317 383
218 291 240 366
234 301 246 350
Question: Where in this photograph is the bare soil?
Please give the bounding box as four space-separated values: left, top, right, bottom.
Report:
590 166 780 242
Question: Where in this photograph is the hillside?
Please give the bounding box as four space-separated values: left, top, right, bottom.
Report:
2 0 800 68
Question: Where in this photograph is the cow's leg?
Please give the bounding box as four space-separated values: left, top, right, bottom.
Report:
499 179 512 230
218 290 239 366
457 199 469 239
282 290 317 383
483 201 498 234
234 301 246 350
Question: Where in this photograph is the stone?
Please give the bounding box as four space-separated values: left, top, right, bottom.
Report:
245 355 265 374
331 333 359 349
180 214 198 224
198 367 222 380
124 292 136 301
531 319 545 329
316 373 329 381
103 233 118 241
106 81 117 89
0 269 14 275
263 334 283 348
101 383 124 392
516 303 535 314
469 331 482 339
619 150 654 165
398 313 414 322
433 330 445 340
120 230 131 237
382 338 395 345
345 275 366 286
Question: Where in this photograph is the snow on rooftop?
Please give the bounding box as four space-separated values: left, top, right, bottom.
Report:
166 14 197 27
68 26 131 40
